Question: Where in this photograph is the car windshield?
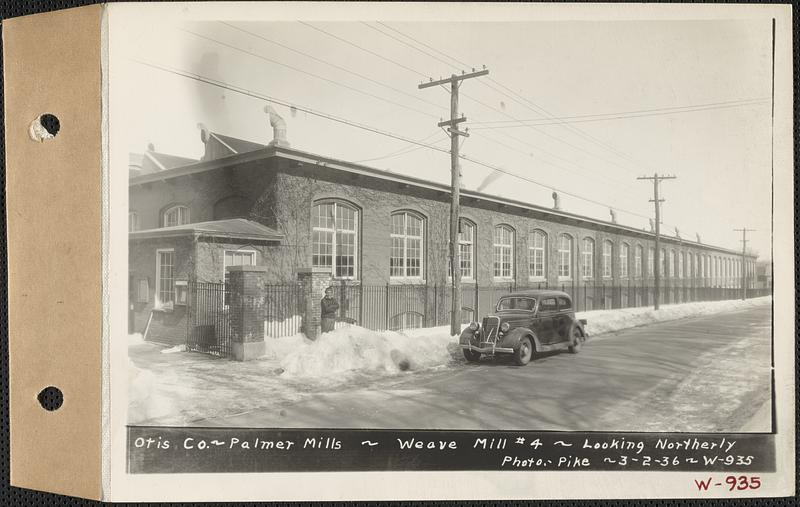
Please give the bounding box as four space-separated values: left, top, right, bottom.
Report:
496 297 536 311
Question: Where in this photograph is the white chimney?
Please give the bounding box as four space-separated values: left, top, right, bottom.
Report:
551 191 561 210
197 123 211 161
264 105 290 148
609 208 617 224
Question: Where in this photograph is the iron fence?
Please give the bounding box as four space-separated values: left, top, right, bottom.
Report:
186 281 233 357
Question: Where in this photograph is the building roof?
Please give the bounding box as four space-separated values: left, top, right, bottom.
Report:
129 218 284 242
128 136 751 258
210 132 267 155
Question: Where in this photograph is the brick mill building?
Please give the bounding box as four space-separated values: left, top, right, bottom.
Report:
129 119 760 347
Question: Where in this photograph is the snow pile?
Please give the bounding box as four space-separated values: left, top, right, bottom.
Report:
279 325 456 378
128 332 145 346
161 343 187 354
261 333 311 360
578 296 771 337
128 357 174 423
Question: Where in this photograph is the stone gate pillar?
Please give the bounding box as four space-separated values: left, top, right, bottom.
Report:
227 265 269 361
297 267 332 340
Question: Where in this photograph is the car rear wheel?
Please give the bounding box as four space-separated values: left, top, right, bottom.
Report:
463 348 481 363
514 337 533 366
569 327 583 354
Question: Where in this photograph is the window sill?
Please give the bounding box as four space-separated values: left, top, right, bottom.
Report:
153 306 174 314
389 278 426 285
528 277 546 282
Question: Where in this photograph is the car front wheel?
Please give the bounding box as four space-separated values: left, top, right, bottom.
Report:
569 327 583 354
514 337 533 366
463 348 481 363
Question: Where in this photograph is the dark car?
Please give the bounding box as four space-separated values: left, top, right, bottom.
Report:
459 290 588 366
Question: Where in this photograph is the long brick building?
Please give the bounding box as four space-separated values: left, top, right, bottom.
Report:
129 124 759 343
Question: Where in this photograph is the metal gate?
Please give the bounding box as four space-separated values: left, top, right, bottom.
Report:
186 281 232 358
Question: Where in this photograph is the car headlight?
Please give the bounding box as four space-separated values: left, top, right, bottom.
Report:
500 322 510 332
468 322 479 331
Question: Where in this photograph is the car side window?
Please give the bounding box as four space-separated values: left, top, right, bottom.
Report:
557 297 572 311
539 298 557 313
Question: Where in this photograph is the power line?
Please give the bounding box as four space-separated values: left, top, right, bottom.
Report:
181 28 439 120
371 22 646 176
135 59 661 224
218 21 448 115
366 23 646 184
469 97 770 125
469 99 770 128
353 130 445 163
297 21 428 79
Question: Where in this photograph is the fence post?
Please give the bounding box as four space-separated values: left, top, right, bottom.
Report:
434 284 439 327
385 282 390 331
475 280 479 322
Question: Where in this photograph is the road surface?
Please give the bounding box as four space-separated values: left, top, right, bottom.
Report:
199 304 772 432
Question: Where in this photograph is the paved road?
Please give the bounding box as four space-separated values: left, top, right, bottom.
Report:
202 305 772 432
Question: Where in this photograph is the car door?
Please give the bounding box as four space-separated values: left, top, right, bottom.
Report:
535 297 558 344
553 297 574 343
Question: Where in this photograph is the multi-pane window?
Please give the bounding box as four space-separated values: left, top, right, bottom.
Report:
635 245 643 278
155 249 174 307
602 240 613 278
312 201 358 278
390 211 424 279
129 212 139 231
224 250 255 278
558 234 572 279
493 225 515 279
648 247 655 277
581 238 594 279
660 249 667 277
679 252 685 278
668 250 675 277
449 219 475 280
620 243 629 278
528 229 547 279
389 311 424 331
162 205 189 228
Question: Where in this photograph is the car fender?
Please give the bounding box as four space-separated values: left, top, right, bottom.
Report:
501 327 540 351
574 318 588 338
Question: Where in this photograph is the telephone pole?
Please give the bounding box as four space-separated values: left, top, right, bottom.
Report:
637 173 676 310
734 228 756 300
419 68 489 336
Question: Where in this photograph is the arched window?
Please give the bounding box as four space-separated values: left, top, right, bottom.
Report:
668 250 675 277
648 247 655 277
528 229 547 280
678 252 685 279
634 245 643 278
558 234 573 280
581 238 594 279
602 240 613 278
390 311 424 331
449 219 475 280
312 201 359 279
129 211 139 232
162 205 189 228
390 211 424 279
620 243 630 278
493 225 515 279
660 248 667 277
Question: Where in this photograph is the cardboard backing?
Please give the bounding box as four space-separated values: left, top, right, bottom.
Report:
5 4 103 500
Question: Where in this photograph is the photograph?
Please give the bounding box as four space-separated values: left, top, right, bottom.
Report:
121 11 777 437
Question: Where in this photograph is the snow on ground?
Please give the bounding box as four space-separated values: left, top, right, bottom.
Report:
127 296 770 424
279 325 458 379
578 296 771 338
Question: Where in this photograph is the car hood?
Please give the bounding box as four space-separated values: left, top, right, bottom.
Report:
489 311 533 320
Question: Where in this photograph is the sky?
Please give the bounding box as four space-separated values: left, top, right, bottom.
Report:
114 8 775 258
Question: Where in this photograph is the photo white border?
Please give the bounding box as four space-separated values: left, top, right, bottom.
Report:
106 2 795 501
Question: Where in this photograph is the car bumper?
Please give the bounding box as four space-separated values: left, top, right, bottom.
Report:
461 343 515 354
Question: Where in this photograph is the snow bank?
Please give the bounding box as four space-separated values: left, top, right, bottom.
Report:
161 343 187 354
128 357 174 423
279 326 457 378
579 296 771 337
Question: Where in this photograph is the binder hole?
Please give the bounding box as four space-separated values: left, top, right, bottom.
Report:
29 113 60 142
37 386 63 411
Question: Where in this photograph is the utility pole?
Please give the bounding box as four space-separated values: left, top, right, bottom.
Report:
734 228 756 300
637 173 676 310
419 68 489 336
